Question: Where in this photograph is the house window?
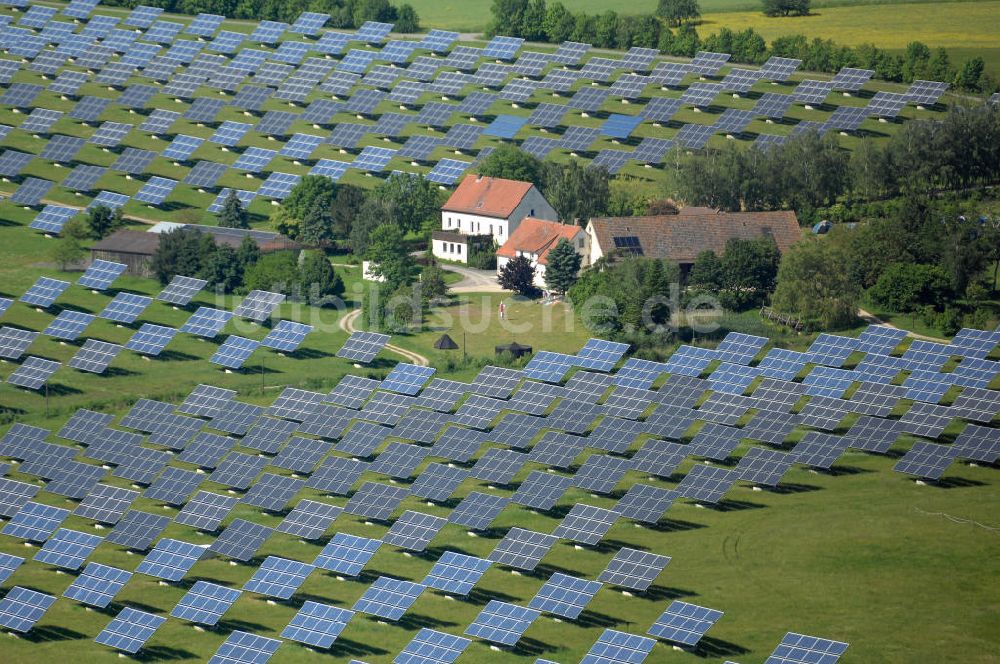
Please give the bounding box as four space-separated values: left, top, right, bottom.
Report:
489 224 493 235
530 209 535 216
457 244 462 254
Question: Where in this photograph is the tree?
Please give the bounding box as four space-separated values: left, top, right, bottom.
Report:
542 161 609 224
395 4 420 32
521 0 547 41
371 173 444 234
688 250 723 290
489 0 529 36
355 0 396 24
761 0 809 17
51 219 88 270
420 261 450 302
200 244 243 293
86 205 123 240
366 224 418 292
955 56 986 92
771 235 860 329
543 2 576 43
544 239 581 296
237 235 260 270
299 200 334 247
283 175 338 221
299 250 344 304
498 255 539 297
720 237 781 309
218 190 249 229
657 0 700 26
867 263 952 314
350 198 389 256
476 145 544 186
243 251 300 295
150 227 214 284
332 184 366 240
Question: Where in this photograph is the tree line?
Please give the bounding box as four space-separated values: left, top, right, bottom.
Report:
677 103 1000 221
486 0 994 92
772 196 999 333
102 0 420 33
150 226 345 302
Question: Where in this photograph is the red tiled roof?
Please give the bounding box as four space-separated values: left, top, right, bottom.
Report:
497 218 582 266
589 209 802 263
442 174 535 218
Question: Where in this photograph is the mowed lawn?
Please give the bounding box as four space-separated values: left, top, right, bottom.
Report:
0 434 996 663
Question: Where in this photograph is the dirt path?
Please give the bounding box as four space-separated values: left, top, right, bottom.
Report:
857 308 951 343
338 308 430 367
439 263 507 293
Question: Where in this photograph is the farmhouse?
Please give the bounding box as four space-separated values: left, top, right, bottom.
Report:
585 208 802 268
432 174 557 264
496 217 586 288
90 224 298 277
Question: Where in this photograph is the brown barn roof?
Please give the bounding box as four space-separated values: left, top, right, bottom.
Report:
442 174 535 218
589 209 802 264
497 218 582 266
90 230 161 255
91 227 300 258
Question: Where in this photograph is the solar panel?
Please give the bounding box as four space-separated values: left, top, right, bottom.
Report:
488 527 557 571
171 581 241 626
136 538 207 581
68 339 123 374
404 462 467 502
41 310 93 341
76 260 125 291
582 629 657 664
421 551 492 596
0 553 22 586
175 490 237 531
105 510 171 550
250 20 287 43
344 481 409 521
529 572 603 619
280 133 325 160
210 335 260 370
20 276 69 308
95 606 166 654
63 563 132 609
397 630 472 664
553 504 620 545
72 483 137 525
281 601 354 648
1 499 68 542
0 587 56 633
181 306 234 338
449 491 510 531
465 601 539 646
311 532 381 577
353 576 425 621
19 108 62 134
271 500 340 541
34 527 103 570
0 477 41 518
765 632 849 664
207 631 281 664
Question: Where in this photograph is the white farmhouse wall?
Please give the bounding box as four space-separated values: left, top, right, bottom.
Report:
431 237 467 263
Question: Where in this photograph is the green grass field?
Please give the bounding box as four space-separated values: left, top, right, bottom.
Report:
0 4 998 662
2 203 1000 662
405 0 1000 75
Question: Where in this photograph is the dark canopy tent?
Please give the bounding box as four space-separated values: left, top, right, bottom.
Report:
434 334 459 350
495 341 532 358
